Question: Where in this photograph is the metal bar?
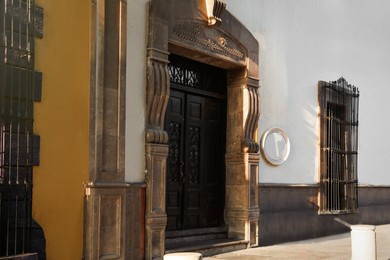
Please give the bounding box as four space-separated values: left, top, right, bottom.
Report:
14 194 17 255
6 196 9 256
0 0 35 255
328 100 331 210
319 78 359 214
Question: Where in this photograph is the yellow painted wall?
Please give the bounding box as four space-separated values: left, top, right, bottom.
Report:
33 0 90 259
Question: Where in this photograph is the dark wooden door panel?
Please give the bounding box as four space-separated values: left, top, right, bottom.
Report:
165 90 185 231
165 89 226 231
183 94 203 229
202 98 225 227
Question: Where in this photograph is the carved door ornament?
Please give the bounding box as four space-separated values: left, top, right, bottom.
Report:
172 22 245 62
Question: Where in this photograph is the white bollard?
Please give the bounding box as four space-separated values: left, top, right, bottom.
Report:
164 252 203 260
351 225 376 260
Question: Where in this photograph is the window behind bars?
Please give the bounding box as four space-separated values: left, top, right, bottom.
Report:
0 0 41 256
318 77 359 214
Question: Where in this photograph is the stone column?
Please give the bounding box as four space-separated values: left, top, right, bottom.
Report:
85 0 148 259
225 71 260 247
144 33 170 257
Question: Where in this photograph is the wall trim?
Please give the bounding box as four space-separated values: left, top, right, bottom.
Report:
259 183 319 188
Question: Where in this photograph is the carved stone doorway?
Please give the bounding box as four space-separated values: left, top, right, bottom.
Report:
144 0 260 258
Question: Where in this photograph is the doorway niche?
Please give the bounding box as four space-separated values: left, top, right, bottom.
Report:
144 0 261 258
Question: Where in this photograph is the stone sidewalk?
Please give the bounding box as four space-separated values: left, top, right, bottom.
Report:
204 224 390 260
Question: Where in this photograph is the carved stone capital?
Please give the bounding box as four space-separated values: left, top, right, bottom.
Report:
242 138 260 154
146 128 169 144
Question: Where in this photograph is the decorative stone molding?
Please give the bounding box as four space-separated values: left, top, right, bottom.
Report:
226 72 260 154
243 77 261 153
145 49 170 144
171 22 245 61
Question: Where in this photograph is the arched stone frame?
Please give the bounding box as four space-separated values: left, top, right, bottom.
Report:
144 0 260 258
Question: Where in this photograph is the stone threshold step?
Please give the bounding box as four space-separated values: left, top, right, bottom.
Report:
166 227 228 238
166 227 228 245
165 238 249 257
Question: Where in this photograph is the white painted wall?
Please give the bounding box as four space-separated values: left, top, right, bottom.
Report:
125 0 149 182
225 0 390 185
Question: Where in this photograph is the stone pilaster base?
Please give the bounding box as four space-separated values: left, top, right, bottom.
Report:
145 144 169 259
225 153 259 247
83 183 145 260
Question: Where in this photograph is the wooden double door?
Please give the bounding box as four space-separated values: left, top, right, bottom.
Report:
165 87 226 231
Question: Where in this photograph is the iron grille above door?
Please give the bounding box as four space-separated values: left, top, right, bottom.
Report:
318 77 359 214
168 54 227 96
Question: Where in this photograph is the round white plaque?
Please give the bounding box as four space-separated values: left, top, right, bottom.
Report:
260 127 290 166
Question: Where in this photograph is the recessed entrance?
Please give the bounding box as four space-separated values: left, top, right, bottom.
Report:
165 55 226 231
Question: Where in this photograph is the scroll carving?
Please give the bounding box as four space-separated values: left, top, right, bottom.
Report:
171 22 245 62
243 79 260 153
212 0 226 24
145 55 170 144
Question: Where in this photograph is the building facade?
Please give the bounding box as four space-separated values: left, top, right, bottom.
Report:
1 0 390 259
226 0 390 245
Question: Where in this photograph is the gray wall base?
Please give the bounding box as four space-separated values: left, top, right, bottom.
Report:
259 185 390 246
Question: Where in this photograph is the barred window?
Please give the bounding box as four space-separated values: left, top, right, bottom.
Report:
318 77 359 214
0 0 42 256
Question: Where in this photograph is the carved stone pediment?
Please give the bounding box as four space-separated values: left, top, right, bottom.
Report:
170 21 246 63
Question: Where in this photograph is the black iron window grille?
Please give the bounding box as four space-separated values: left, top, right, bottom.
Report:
318 77 359 214
0 0 42 257
168 54 227 96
